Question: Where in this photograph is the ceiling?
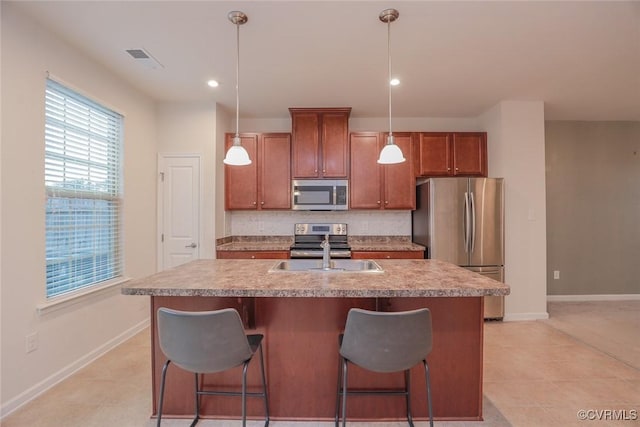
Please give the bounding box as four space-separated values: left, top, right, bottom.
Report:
12 1 640 121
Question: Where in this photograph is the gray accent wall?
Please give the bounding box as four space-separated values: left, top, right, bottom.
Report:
545 121 640 295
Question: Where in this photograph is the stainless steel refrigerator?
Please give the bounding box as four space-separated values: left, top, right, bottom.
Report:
412 177 505 319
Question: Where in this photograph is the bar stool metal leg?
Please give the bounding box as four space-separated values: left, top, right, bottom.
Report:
424 360 434 427
341 359 348 427
190 373 200 427
257 342 270 426
157 360 171 427
334 355 343 427
405 369 414 427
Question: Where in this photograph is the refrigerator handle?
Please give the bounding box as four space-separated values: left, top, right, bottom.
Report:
470 191 476 252
463 192 470 253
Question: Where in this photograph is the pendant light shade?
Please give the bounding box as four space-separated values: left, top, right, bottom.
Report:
224 136 252 165
378 135 406 164
377 8 405 165
223 11 252 166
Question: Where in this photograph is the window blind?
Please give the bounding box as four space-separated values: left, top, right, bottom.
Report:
45 79 123 298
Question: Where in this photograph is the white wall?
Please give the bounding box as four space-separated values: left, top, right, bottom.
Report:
0 3 156 415
156 102 218 259
216 107 233 238
479 101 548 320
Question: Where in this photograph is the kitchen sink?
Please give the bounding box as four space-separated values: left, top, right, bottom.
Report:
268 259 384 273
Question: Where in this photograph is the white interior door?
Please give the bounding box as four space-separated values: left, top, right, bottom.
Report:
158 155 200 270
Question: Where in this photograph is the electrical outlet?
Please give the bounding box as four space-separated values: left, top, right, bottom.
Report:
553 270 560 280
26 332 38 353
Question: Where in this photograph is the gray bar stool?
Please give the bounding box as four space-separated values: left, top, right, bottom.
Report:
335 307 434 427
156 307 269 427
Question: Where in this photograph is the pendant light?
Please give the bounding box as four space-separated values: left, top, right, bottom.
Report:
377 8 406 165
223 11 251 166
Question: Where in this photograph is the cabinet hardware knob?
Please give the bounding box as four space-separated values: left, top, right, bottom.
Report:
322 169 326 173
261 201 264 205
447 167 451 171
377 200 381 204
386 255 391 259
455 167 459 171
251 256 255 259
252 202 257 205
385 201 389 204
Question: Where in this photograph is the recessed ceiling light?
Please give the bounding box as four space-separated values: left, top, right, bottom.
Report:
390 78 400 86
207 80 219 88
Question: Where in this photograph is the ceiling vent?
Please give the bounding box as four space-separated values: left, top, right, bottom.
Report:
126 48 164 69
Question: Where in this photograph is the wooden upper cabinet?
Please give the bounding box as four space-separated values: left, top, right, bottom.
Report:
383 133 415 209
225 133 291 210
416 132 487 177
349 132 383 209
260 133 291 209
225 133 258 209
290 108 351 178
452 132 487 176
349 132 415 210
290 112 319 178
415 133 452 176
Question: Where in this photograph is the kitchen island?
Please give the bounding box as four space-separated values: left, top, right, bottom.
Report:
122 258 509 422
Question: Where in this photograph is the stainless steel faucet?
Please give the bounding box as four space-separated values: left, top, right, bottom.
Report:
321 233 331 269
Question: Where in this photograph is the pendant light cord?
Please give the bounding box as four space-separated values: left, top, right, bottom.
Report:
235 21 240 140
387 18 393 139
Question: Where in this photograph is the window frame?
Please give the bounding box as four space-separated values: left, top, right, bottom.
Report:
44 78 125 300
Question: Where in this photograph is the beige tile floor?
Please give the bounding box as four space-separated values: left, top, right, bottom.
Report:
3 301 639 427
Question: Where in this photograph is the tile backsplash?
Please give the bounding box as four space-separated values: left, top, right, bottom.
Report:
230 210 411 236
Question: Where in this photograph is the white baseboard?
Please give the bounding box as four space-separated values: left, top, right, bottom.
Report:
547 294 640 302
0 318 149 419
502 312 550 321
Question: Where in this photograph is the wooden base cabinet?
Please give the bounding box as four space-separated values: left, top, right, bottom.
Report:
224 133 291 210
350 132 415 210
416 132 487 177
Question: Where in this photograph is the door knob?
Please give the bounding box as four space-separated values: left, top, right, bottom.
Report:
185 243 197 248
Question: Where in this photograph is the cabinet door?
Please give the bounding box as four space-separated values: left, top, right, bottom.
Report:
382 133 416 209
349 132 383 209
291 112 320 178
452 133 487 176
416 133 452 176
260 133 291 209
321 112 349 177
224 134 258 210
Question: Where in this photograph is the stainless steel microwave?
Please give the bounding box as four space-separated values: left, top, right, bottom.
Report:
292 179 348 210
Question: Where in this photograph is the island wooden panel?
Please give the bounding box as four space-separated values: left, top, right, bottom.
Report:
149 295 483 422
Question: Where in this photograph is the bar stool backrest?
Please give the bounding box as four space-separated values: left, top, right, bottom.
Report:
339 308 433 373
157 307 253 373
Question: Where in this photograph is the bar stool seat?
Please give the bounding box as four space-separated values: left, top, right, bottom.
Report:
335 307 434 427
156 307 269 427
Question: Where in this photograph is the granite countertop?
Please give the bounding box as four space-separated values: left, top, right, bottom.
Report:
215 236 425 252
121 259 509 298
216 236 293 251
348 236 425 252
